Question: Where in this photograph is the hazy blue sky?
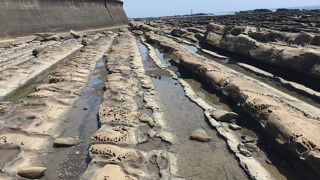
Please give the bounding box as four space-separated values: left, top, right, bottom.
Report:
123 0 320 18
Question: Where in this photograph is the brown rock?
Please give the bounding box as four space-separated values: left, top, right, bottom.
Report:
81 37 90 46
170 28 188 37
32 47 45 57
34 33 54 38
244 142 260 152
18 167 46 179
293 31 313 45
206 23 225 35
237 143 252 157
209 110 239 122
53 137 77 147
190 129 211 142
70 30 81 38
241 135 257 143
43 35 60 42
239 147 253 157
187 27 201 33
227 26 246 36
139 113 152 123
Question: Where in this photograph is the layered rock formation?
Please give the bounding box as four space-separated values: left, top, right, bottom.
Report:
202 23 320 79
144 31 320 178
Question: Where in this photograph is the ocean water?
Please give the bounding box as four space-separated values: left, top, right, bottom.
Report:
212 5 320 16
295 5 320 10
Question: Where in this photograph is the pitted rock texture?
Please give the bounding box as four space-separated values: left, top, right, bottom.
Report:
82 31 171 179
89 164 138 180
99 106 141 126
130 9 320 80
90 144 143 164
91 126 136 145
143 31 320 178
0 33 116 178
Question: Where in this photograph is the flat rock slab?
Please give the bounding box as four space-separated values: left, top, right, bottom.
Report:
190 129 211 142
90 164 137 180
53 137 78 147
18 167 46 179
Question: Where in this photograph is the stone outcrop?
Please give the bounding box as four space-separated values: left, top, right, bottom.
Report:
203 22 320 79
170 28 188 37
82 31 171 180
145 32 320 178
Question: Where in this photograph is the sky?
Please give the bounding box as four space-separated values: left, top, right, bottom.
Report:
123 0 320 18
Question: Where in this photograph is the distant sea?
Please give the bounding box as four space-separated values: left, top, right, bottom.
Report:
150 5 320 18
212 5 320 16
293 5 320 10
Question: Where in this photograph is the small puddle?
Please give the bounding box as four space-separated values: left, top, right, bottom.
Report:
38 57 107 180
137 39 249 179
0 144 20 167
182 44 198 53
181 74 232 111
154 48 172 67
136 38 171 152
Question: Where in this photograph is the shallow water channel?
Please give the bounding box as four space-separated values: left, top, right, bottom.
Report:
137 39 249 179
183 43 320 107
38 58 107 180
137 37 307 180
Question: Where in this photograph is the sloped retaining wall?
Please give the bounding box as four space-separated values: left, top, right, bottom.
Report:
0 0 128 38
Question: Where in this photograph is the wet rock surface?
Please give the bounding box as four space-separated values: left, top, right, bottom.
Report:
1 8 320 180
137 39 249 179
0 32 116 179
82 31 172 179
129 16 320 179
130 10 320 81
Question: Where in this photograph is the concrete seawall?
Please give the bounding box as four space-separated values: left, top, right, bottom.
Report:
0 0 128 38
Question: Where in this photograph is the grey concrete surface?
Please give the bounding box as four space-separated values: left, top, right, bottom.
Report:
0 0 128 38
